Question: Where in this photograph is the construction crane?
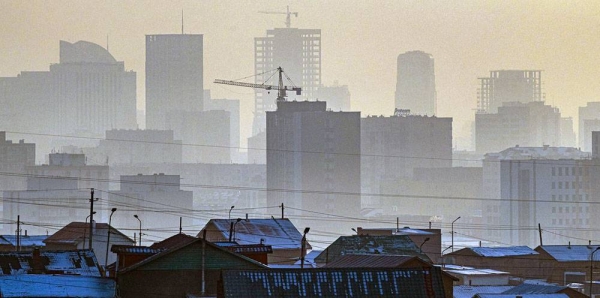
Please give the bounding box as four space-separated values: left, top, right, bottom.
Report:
258 5 298 28
214 67 301 102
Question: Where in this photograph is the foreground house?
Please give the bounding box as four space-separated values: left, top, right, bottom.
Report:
219 267 448 297
444 246 540 279
199 218 310 265
117 237 266 297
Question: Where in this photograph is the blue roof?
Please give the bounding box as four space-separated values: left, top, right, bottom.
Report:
0 275 115 297
0 235 47 247
470 246 538 257
538 245 598 262
502 283 567 294
453 286 515 298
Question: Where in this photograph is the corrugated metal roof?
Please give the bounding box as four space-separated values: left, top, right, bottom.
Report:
200 218 309 250
221 267 447 297
538 245 598 262
314 235 430 264
0 275 115 297
470 246 538 257
323 254 419 268
453 286 515 298
0 250 101 276
111 245 162 255
446 268 510 276
502 283 567 294
150 233 197 250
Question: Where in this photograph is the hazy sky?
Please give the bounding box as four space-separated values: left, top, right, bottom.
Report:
1 0 600 149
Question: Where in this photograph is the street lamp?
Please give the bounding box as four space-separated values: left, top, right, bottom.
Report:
300 227 310 269
104 208 117 273
229 206 235 221
134 215 141 246
452 216 461 252
83 211 96 250
420 237 431 253
590 246 600 296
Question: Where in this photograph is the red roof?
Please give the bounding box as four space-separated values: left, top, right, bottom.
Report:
323 254 425 268
150 233 197 250
44 222 131 245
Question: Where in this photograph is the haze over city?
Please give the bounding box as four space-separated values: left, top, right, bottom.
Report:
2 1 600 148
1 1 600 296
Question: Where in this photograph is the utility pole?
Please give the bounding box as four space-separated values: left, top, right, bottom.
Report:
281 203 285 219
89 188 95 250
16 215 20 252
538 223 543 246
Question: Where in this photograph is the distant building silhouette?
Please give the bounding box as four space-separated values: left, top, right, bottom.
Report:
477 70 542 113
395 51 436 116
578 102 600 151
315 82 351 111
560 117 576 148
145 34 204 130
475 101 561 153
253 27 321 135
204 90 242 163
482 146 592 247
0 40 136 158
247 131 266 164
266 101 360 230
0 132 35 191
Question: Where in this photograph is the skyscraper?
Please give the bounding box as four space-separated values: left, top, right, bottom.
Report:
395 51 436 116
146 34 204 130
254 28 321 135
266 101 360 233
477 70 542 113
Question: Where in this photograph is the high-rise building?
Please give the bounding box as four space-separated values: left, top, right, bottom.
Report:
560 117 576 148
253 28 321 135
361 112 452 208
482 146 592 247
578 102 600 151
266 101 360 231
146 34 204 130
0 40 137 159
475 101 561 154
395 51 436 116
477 70 542 113
0 132 35 191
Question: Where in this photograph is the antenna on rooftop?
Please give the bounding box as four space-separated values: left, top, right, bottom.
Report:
181 10 184 34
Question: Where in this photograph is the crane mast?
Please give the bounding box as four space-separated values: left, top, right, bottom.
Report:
214 67 301 102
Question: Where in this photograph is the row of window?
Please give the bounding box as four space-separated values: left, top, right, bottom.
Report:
551 181 590 190
552 166 588 176
552 218 588 225
551 194 589 201
551 206 589 213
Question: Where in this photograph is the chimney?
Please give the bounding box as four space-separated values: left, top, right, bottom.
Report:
31 247 45 274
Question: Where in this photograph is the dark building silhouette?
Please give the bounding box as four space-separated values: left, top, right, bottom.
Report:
266 101 360 231
395 51 436 116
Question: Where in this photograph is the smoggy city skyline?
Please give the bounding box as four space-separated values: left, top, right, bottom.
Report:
1 0 600 149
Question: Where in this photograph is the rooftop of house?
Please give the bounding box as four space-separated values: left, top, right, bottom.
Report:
0 249 101 276
502 283 570 294
444 265 510 276
454 286 515 298
314 235 431 264
0 235 48 248
44 222 133 245
536 245 600 262
323 254 422 268
199 218 310 250
220 267 447 297
0 275 115 297
459 246 538 258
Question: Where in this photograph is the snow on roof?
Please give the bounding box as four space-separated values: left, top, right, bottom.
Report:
453 285 515 298
0 250 101 276
470 246 538 257
538 245 599 262
0 275 115 297
485 146 590 161
201 218 309 250
446 267 510 276
0 235 47 247
44 222 133 245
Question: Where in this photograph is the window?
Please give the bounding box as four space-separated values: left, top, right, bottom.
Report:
565 167 569 176
552 195 556 201
552 207 556 213
559 168 563 176
559 182 563 189
552 182 556 189
559 207 563 213
552 167 556 176
559 195 563 201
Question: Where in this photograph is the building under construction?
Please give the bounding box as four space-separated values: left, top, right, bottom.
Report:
477 70 542 113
